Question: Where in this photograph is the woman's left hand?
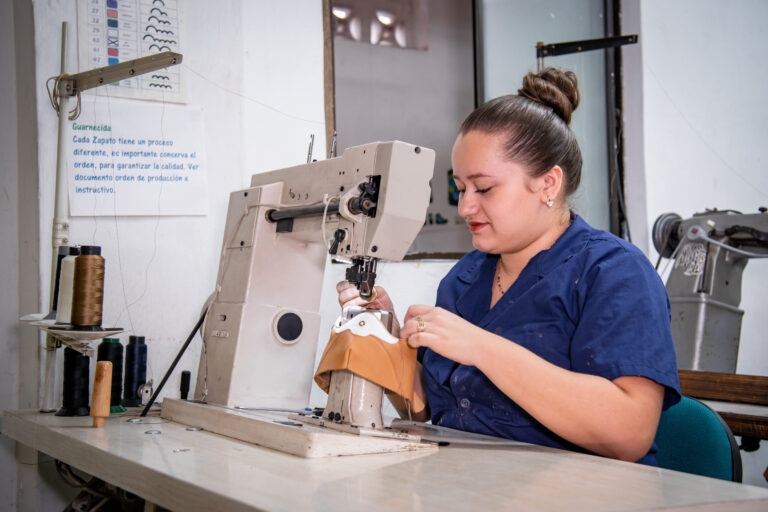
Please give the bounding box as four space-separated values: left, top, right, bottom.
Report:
400 305 489 367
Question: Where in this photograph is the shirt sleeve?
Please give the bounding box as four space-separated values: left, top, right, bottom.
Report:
570 242 681 410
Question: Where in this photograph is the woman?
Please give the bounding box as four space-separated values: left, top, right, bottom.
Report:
337 68 680 465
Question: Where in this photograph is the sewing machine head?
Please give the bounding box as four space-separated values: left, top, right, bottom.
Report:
197 141 434 409
653 208 768 372
254 141 434 298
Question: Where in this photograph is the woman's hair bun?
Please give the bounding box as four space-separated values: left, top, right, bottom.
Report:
518 68 580 125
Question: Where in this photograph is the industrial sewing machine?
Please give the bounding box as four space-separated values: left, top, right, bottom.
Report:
161 141 436 456
653 208 768 372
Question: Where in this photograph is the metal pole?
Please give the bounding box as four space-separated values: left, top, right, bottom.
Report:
604 0 624 239
41 22 72 412
307 133 315 163
52 21 71 260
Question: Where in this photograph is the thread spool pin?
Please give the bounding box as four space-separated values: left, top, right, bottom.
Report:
92 361 112 428
98 338 126 414
180 370 191 400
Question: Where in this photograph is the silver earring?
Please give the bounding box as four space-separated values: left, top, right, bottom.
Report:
546 197 554 208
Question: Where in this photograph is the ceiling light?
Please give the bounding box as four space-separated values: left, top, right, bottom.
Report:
376 10 395 26
333 6 351 20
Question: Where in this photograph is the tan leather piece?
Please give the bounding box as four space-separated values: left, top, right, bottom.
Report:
315 329 425 413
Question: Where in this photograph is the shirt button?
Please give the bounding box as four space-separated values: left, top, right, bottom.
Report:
460 398 470 409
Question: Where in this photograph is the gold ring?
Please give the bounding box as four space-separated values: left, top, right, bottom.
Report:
416 316 425 333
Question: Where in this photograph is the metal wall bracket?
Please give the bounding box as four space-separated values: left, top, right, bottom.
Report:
536 35 637 70
57 51 182 96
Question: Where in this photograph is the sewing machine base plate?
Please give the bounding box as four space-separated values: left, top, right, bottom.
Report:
161 398 435 458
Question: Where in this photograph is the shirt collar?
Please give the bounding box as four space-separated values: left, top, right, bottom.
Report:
454 214 593 327
457 254 487 284
531 213 591 278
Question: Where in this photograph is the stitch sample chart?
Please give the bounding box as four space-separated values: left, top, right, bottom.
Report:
77 0 185 103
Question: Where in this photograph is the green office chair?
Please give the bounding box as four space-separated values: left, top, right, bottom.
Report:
654 396 742 482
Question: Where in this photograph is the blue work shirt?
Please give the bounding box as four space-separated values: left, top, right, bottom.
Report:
420 215 681 465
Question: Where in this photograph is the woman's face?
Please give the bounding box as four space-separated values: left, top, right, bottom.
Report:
451 130 550 255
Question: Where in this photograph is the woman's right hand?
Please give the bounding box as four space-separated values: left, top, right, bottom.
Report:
336 281 396 313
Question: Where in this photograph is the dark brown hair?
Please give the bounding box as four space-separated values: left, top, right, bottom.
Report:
459 68 582 196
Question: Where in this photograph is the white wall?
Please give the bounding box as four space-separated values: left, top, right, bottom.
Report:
625 0 768 487
2 0 52 508
242 2 327 172
1 0 326 508
29 0 326 408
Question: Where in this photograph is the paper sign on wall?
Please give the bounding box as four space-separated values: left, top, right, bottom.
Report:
68 97 208 216
77 0 185 103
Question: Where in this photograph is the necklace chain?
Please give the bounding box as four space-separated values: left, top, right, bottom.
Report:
496 260 506 295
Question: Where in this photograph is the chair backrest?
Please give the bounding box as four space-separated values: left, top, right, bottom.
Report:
654 396 742 482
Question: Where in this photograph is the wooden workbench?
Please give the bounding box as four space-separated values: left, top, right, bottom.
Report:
679 370 768 440
3 408 768 512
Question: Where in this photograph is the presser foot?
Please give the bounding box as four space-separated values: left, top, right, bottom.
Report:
288 412 422 442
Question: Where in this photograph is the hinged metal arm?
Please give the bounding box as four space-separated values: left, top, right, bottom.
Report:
56 51 182 96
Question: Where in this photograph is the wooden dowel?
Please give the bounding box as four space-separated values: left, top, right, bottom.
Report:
91 361 112 428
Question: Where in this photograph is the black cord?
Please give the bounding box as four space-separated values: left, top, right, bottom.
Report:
655 228 672 271
55 460 86 488
140 307 208 417
55 460 112 503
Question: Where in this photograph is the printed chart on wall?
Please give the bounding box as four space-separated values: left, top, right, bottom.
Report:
77 0 185 103
68 96 207 216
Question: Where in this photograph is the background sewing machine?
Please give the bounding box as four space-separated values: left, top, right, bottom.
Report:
653 208 768 372
162 140 436 456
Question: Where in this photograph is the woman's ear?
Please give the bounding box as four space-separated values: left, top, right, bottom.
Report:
541 165 564 205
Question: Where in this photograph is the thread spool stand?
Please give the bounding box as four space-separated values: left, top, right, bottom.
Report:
27 245 123 356
22 243 122 419
18 23 182 413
